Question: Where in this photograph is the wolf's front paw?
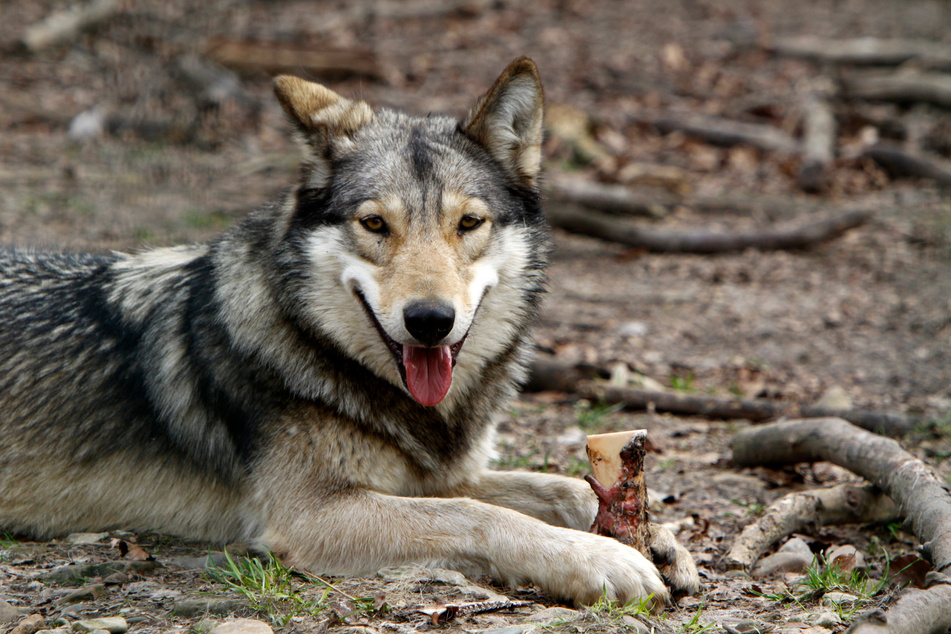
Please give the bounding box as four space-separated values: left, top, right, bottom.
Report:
648 523 700 599
544 531 670 612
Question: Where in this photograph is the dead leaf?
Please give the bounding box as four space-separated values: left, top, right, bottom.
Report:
888 554 931 589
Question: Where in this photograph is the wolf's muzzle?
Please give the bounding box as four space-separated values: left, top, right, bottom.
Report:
403 301 455 347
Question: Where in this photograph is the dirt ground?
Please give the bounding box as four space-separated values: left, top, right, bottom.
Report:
1 1 950 633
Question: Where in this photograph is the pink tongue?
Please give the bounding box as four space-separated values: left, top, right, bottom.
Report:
403 344 453 406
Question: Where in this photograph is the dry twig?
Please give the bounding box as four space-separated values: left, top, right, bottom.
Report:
843 71 951 110
722 483 898 571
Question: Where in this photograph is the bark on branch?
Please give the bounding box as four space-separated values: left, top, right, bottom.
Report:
545 204 870 254
846 580 951 634
20 0 120 52
861 142 951 189
731 418 951 573
570 381 915 436
544 177 675 219
843 71 951 110
769 36 951 71
648 112 799 154
722 483 898 571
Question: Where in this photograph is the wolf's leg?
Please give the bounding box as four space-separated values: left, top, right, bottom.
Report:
259 487 670 610
448 470 700 597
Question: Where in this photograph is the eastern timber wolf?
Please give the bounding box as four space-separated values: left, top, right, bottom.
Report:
0 58 698 608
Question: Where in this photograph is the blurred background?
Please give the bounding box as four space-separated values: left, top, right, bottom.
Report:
2 1 951 628
1 0 950 460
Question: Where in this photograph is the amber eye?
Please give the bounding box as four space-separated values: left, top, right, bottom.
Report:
360 215 388 234
458 215 484 233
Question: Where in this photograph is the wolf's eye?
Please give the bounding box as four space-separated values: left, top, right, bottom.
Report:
360 215 388 234
458 215 484 233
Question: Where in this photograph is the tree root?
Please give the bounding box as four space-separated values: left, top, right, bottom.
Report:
721 483 898 571
545 204 871 254
731 418 951 572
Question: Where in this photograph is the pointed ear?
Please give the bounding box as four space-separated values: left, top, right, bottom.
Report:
273 75 373 187
463 58 544 187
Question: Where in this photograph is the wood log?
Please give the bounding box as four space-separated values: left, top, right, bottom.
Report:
731 418 951 573
545 204 870 254
769 36 951 71
204 38 380 80
649 112 799 155
20 0 120 53
722 483 898 571
860 142 951 189
846 581 951 634
585 430 651 556
843 71 951 110
544 176 676 219
798 94 837 192
574 382 916 436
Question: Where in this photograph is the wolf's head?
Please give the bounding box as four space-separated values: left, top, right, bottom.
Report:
272 58 548 408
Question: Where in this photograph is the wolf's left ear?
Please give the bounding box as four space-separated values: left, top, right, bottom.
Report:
273 75 373 187
463 57 544 188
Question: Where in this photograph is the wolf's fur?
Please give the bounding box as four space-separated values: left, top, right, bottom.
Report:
0 59 697 608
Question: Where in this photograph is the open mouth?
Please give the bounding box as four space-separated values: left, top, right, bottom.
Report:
354 290 467 407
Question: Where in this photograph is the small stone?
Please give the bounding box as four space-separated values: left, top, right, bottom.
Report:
480 626 537 634
0 598 19 623
170 599 247 618
11 614 46 634
375 566 468 586
779 537 813 557
64 533 109 545
207 619 273 634
820 592 859 608
56 584 107 605
804 611 842 628
525 607 579 623
814 386 852 410
71 618 127 634
192 619 217 634
752 551 814 577
619 616 651 633
618 321 649 337
554 426 587 449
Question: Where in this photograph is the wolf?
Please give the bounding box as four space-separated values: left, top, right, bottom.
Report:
0 58 698 608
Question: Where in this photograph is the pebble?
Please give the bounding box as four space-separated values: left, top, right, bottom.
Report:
820 592 859 608
71 618 128 634
752 551 814 577
56 584 107 605
11 614 46 634
207 620 272 634
170 599 248 618
0 599 19 623
480 626 537 634
804 611 842 628
63 533 109 546
524 607 579 623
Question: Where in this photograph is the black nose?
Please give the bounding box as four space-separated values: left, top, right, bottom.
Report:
404 301 455 347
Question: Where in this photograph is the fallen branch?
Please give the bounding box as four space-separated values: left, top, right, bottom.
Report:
544 176 676 219
846 579 951 634
573 381 917 436
731 418 951 573
522 357 606 393
722 483 898 571
20 0 120 53
204 38 380 79
770 36 951 71
843 71 951 110
649 112 799 154
798 94 837 192
861 142 951 189
545 204 870 254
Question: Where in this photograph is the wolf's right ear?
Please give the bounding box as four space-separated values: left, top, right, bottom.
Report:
463 58 544 188
273 75 373 188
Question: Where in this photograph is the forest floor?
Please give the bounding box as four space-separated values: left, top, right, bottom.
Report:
1 1 950 633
